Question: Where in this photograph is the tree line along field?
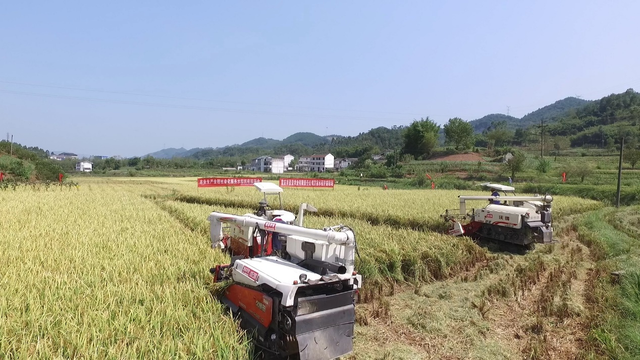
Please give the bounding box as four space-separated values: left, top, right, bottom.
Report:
1 177 636 359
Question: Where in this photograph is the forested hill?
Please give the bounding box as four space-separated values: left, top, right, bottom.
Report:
182 127 404 162
328 126 405 157
469 114 519 133
469 97 590 133
0 141 65 181
146 147 204 159
520 97 590 127
234 132 331 149
545 88 640 147
144 93 613 162
146 132 331 159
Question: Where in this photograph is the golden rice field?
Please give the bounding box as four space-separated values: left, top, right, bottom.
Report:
0 182 250 358
179 179 594 224
0 177 604 358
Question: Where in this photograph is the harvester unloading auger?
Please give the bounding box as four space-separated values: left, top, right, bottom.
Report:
441 183 554 247
207 183 362 360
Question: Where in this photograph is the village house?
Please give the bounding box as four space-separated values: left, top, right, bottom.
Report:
50 152 78 161
249 154 294 173
334 157 358 170
297 153 334 172
75 161 93 172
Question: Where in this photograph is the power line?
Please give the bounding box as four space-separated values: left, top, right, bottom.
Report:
0 89 410 123
0 79 424 117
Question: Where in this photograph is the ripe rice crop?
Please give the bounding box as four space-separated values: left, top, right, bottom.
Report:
0 177 605 358
165 180 603 230
0 186 249 359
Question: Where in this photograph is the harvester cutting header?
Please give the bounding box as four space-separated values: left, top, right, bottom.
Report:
208 183 361 360
441 183 554 247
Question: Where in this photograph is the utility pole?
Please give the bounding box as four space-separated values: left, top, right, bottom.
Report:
616 136 624 208
540 118 544 158
10 134 13 156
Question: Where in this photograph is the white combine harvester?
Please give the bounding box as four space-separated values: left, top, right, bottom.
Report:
208 183 362 360
441 182 554 247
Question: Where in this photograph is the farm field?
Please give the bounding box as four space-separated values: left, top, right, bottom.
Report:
2 177 633 359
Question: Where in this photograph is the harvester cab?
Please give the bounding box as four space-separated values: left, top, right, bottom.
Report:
252 182 295 223
441 182 554 247
252 182 317 226
207 183 360 359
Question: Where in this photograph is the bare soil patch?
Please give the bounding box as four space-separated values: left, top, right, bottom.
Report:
430 153 487 162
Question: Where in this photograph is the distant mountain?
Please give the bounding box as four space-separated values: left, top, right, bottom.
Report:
325 134 344 142
547 88 640 147
144 147 210 159
239 137 280 148
282 132 330 146
469 114 520 133
235 132 330 149
145 147 188 159
520 97 591 127
143 94 606 159
469 97 590 133
329 126 406 157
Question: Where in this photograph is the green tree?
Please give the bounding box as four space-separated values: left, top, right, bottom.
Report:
401 117 440 159
34 159 65 181
503 150 526 180
535 157 552 173
625 149 640 169
512 128 528 146
552 136 571 157
568 164 593 183
443 117 474 150
484 120 513 148
128 157 141 167
103 157 121 170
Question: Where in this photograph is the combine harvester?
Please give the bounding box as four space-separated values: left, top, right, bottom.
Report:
441 182 554 248
208 183 362 360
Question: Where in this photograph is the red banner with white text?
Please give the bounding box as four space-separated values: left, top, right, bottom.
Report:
279 178 334 188
197 177 262 187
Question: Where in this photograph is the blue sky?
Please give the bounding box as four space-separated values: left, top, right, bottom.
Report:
1 1 639 157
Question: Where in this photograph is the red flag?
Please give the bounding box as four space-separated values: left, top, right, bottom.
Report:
59 173 63 183
0 172 3 181
562 172 566 183
425 173 432 180
431 182 435 189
